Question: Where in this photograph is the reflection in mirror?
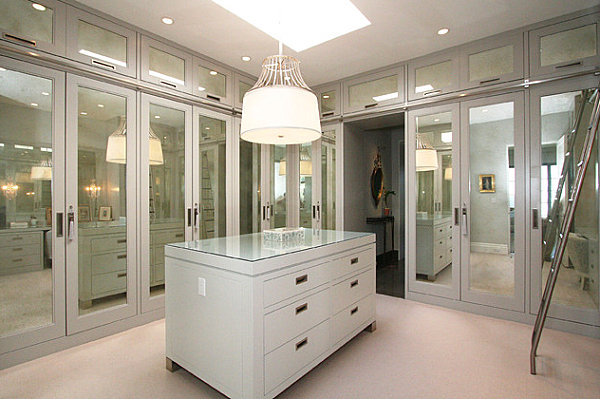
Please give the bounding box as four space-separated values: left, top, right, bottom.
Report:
77 87 128 314
240 138 261 234
0 0 54 44
300 143 313 228
0 67 54 337
415 112 453 285
540 89 599 310
148 103 185 297
321 130 336 229
371 151 383 206
270 145 286 228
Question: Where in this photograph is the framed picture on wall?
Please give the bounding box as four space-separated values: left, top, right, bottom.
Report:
78 205 90 222
479 174 495 193
98 206 112 221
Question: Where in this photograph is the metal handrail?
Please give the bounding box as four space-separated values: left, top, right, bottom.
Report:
530 86 600 375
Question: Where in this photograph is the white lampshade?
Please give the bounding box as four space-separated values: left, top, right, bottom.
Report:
241 86 321 145
416 148 439 172
278 160 313 176
30 166 52 180
106 133 126 164
149 128 164 166
444 167 452 180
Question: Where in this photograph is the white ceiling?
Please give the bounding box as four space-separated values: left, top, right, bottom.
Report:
76 0 598 86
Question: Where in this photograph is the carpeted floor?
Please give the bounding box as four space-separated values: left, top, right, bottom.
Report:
1 295 599 399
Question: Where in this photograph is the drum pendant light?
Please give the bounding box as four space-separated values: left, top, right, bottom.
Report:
415 133 439 172
241 44 321 145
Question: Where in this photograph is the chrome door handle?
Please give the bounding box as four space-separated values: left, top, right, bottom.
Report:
193 204 199 229
532 208 539 230
461 206 468 236
67 206 75 241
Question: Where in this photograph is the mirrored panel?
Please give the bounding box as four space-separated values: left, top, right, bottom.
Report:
270 145 286 229
198 115 226 238
0 67 54 337
149 103 185 297
238 80 252 105
77 20 127 68
149 47 185 86
348 75 398 109
299 143 313 228
77 86 127 314
469 45 514 82
240 139 261 234
0 0 54 44
415 112 453 285
321 130 336 230
540 89 598 310
468 102 515 296
415 60 452 94
198 65 226 98
540 24 597 67
320 90 336 116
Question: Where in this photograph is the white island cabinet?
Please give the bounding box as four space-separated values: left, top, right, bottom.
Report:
164 230 376 399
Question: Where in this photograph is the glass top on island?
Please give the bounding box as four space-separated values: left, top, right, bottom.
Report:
166 230 373 262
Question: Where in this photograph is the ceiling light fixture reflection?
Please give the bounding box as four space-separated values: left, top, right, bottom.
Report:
149 70 184 86
0 67 6 71
97 104 104 108
441 131 452 143
434 118 440 122
106 117 163 165
198 86 206 91
161 17 174 25
32 3 46 11
30 102 38 107
437 28 449 35
241 56 251 62
78 49 127 67
209 70 218 76
416 134 438 172
322 95 330 99
41 91 50 96
80 112 87 116
154 115 161 119
372 92 398 102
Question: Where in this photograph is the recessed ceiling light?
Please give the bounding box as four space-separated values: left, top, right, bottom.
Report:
211 0 371 52
80 112 87 115
209 70 218 76
437 28 449 35
32 3 46 11
30 102 38 107
41 91 50 96
322 95 330 99
154 115 161 119
97 104 104 108
241 56 251 62
161 17 174 25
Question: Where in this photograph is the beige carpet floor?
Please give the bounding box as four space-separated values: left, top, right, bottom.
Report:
1 295 599 399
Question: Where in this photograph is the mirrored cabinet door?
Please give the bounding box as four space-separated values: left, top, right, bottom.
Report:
530 13 600 78
459 93 525 312
320 126 338 230
141 36 193 93
408 51 459 101
193 107 230 239
193 57 233 105
238 118 262 235
140 94 192 312
343 66 405 114
65 75 137 334
66 7 137 77
0 0 66 55
0 57 65 354
460 33 524 89
299 142 314 228
234 74 254 110
530 76 600 326
316 83 341 118
407 104 460 300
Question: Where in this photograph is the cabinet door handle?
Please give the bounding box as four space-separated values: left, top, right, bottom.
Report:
423 89 442 96
365 103 377 109
187 208 192 227
160 81 177 89
350 257 359 265
117 272 127 278
351 306 359 315
91 59 116 70
479 77 500 85
317 204 320 221
3 33 36 47
321 111 334 117
295 274 308 285
295 337 308 351
532 208 539 230
312 205 316 219
194 204 199 228
56 212 64 237
350 279 359 288
67 207 75 242
555 61 582 69
454 207 460 226
461 206 468 236
295 303 308 314
117 239 127 244
206 94 221 102
117 254 127 259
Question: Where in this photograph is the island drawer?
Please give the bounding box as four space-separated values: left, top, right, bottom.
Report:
330 247 374 281
264 320 329 394
0 232 41 247
264 262 330 307
264 288 330 354
331 295 375 346
331 268 374 315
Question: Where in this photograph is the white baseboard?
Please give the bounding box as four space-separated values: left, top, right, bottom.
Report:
471 242 508 254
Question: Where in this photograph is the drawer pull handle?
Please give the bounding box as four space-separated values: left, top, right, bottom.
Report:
350 257 359 265
13 247 23 251
12 237 23 241
555 61 582 69
439 255 443 259
13 258 23 262
91 59 116 70
479 77 500 85
117 254 127 259
117 272 127 278
295 274 308 285
160 81 177 88
3 33 36 47
364 103 377 109
295 303 308 314
351 306 359 315
350 279 359 288
175 233 184 238
295 337 308 351
321 111 334 117
117 239 127 244
207 94 221 102
423 89 442 96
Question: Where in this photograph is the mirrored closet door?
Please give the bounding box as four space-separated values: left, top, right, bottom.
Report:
407 104 460 300
530 76 600 326
65 75 137 334
237 117 262 235
459 92 525 311
0 57 65 354
140 94 192 312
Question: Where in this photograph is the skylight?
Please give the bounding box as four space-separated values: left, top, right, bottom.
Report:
211 0 371 52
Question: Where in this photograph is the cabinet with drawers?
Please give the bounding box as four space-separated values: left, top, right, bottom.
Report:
0 229 45 275
165 230 376 399
416 216 453 280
